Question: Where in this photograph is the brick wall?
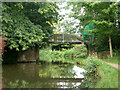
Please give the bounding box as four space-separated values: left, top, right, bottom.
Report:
0 35 2 58
0 35 6 59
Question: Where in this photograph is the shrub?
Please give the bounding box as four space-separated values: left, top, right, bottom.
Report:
39 45 88 63
81 56 102 88
39 47 52 62
63 44 87 58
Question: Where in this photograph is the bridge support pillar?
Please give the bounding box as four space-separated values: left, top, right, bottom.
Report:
18 47 39 63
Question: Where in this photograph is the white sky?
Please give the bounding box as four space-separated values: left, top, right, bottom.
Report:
56 2 81 34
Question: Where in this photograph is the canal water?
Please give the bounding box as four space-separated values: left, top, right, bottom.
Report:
2 63 85 88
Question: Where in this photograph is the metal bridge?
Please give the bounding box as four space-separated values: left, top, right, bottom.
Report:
48 24 94 45
48 34 86 44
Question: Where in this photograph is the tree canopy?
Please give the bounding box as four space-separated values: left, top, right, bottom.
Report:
2 2 59 51
68 2 120 56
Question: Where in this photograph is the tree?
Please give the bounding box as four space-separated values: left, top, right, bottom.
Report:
69 2 120 57
22 2 59 41
2 2 59 51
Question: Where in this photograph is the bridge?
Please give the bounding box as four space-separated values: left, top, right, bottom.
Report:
48 24 94 45
48 34 86 44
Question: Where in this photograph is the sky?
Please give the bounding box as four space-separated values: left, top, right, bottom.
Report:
56 2 81 35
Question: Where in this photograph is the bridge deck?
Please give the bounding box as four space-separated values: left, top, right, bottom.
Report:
48 41 85 44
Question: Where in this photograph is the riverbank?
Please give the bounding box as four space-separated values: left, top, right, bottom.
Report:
96 62 119 88
78 57 119 88
38 45 119 88
39 54 118 88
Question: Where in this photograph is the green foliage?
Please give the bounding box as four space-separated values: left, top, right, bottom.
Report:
39 45 87 63
71 45 87 58
84 57 102 77
80 56 119 88
81 56 102 88
63 45 87 58
2 2 59 51
69 2 120 52
8 80 29 88
39 47 73 63
39 48 119 88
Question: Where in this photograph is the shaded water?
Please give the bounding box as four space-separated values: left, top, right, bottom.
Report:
2 63 85 88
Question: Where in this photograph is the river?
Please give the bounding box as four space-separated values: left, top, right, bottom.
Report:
2 63 85 88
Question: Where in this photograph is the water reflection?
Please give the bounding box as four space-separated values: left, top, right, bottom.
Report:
73 66 85 78
2 63 85 88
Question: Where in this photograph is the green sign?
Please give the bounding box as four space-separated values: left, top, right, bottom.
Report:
83 24 94 41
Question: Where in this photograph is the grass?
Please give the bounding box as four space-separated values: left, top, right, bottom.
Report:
103 56 119 64
96 62 119 88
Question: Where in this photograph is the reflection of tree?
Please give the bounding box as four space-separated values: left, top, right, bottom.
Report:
2 64 39 88
38 64 52 78
8 80 29 88
38 64 77 78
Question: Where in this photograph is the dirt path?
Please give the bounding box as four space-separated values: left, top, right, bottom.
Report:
105 62 120 70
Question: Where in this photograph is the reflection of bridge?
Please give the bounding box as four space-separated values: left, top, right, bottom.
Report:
48 34 86 44
48 41 84 44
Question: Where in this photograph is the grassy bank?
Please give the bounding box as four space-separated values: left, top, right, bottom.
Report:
81 57 119 88
96 62 119 88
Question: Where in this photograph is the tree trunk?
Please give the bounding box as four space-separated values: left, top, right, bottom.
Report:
109 34 113 58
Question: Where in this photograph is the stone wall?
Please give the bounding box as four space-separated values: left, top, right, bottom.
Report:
18 47 39 62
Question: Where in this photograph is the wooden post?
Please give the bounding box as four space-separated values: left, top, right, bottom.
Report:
109 34 113 57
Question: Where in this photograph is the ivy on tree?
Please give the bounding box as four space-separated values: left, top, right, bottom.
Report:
2 2 59 51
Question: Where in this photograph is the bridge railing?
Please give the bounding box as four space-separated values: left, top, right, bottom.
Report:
49 34 83 42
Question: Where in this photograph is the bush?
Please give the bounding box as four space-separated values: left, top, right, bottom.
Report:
81 56 102 88
39 45 88 63
84 57 102 76
71 44 87 58
64 44 87 58
39 47 52 62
